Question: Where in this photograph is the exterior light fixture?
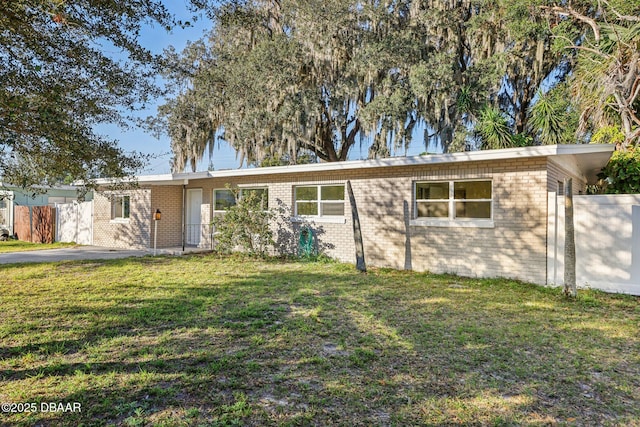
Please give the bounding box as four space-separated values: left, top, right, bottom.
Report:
153 209 161 256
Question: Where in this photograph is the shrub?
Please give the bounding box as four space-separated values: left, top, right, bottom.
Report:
212 187 275 256
599 145 640 194
591 126 625 146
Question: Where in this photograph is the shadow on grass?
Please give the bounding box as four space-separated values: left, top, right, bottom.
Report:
0 255 638 426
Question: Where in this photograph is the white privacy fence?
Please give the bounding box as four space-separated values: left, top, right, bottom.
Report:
56 201 93 245
548 194 640 295
0 191 12 233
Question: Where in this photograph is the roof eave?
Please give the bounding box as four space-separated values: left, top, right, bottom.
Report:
205 144 616 179
97 144 616 184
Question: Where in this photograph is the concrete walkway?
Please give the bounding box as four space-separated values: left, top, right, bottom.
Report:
0 245 214 265
0 246 151 264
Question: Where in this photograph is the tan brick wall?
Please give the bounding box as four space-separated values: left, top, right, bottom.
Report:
340 158 549 284
150 186 184 248
547 159 587 194
415 159 544 284
187 175 356 259
93 189 152 249
94 158 554 284
179 158 550 284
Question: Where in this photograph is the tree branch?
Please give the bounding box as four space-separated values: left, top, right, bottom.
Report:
339 119 360 161
600 0 640 22
541 6 601 42
561 44 611 60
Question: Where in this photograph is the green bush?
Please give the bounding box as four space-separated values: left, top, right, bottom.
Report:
212 187 275 256
591 126 625 146
599 146 640 194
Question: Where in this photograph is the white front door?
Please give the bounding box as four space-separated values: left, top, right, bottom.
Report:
186 189 202 245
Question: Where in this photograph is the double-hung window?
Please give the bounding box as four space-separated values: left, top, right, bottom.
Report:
111 195 130 220
213 189 236 211
295 185 344 217
414 180 493 226
214 188 269 212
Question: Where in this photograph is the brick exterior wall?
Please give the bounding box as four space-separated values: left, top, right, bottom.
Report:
547 158 587 194
421 159 540 284
179 158 548 284
93 189 152 249
94 155 601 285
187 175 356 257
344 158 550 284
150 186 184 248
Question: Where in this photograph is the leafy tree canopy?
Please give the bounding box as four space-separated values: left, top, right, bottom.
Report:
0 0 192 191
161 0 570 171
542 0 640 148
161 0 639 171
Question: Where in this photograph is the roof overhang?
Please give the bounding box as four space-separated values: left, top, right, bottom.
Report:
206 144 616 179
571 150 614 182
545 145 615 183
96 144 616 185
94 171 211 187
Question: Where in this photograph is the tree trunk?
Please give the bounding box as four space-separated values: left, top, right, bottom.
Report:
346 180 366 272
564 178 577 298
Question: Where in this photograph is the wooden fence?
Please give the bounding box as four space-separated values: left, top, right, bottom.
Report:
13 205 56 243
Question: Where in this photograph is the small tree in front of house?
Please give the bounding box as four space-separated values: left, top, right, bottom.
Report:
212 187 275 256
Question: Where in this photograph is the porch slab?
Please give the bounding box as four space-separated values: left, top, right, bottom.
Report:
153 246 213 256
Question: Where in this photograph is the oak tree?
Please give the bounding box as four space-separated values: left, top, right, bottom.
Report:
0 0 184 190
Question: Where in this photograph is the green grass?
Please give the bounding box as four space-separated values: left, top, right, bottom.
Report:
0 240 76 253
0 254 638 426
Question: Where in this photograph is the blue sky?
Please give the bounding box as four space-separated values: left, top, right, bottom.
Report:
98 1 427 176
95 2 235 175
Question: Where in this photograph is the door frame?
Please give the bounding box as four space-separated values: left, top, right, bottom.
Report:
185 188 203 246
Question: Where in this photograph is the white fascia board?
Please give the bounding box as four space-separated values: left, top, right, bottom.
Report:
206 146 553 179
98 144 616 184
206 144 616 179
94 171 210 186
136 171 210 184
555 144 615 156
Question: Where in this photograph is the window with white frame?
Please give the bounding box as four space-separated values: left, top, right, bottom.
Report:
111 195 130 220
240 187 268 210
415 180 492 220
213 189 236 211
214 187 269 211
295 185 344 217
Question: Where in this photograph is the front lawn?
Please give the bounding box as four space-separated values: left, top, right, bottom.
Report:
0 240 76 253
0 255 638 426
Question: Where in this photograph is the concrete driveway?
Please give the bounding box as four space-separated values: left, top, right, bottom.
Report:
0 246 150 264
